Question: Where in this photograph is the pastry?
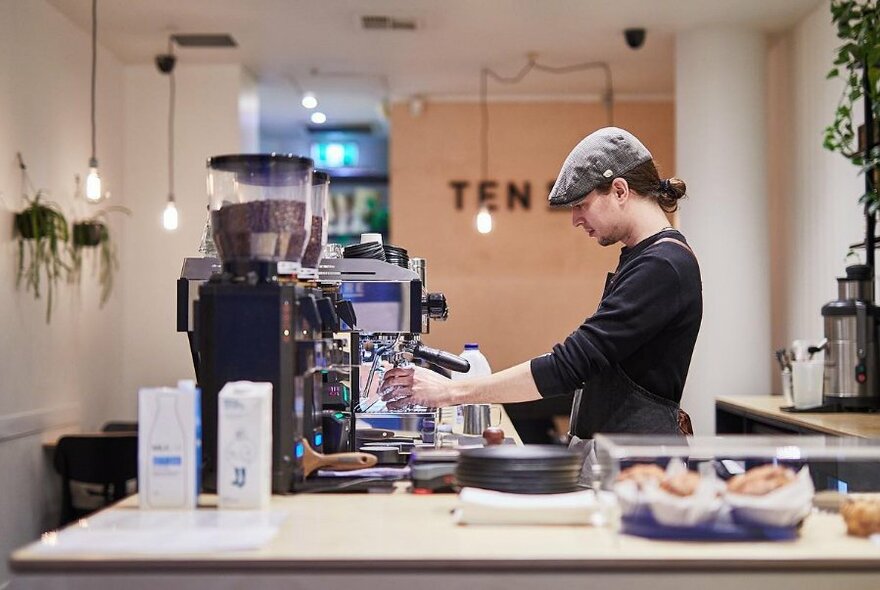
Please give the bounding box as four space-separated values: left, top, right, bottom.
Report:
841 498 880 537
615 464 665 487
659 470 701 497
727 464 796 495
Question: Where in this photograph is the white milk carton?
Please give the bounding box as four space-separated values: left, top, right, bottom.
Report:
218 381 273 510
138 384 200 509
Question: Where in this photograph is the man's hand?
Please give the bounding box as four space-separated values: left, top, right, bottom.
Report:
380 366 455 409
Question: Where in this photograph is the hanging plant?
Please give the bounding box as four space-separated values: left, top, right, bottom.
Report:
69 205 130 306
13 171 71 323
823 0 880 211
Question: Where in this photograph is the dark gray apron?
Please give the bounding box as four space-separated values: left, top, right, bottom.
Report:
567 236 693 485
568 365 683 486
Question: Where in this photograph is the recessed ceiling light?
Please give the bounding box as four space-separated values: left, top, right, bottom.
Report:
310 112 327 124
301 92 318 109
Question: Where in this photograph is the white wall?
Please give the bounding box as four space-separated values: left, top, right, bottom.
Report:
768 0 865 355
119 64 243 404
0 4 248 582
0 0 125 583
240 69 261 154
676 28 770 433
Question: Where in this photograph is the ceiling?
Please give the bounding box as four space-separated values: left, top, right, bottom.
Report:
46 0 822 129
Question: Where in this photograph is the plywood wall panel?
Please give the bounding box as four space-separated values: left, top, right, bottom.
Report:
390 100 674 372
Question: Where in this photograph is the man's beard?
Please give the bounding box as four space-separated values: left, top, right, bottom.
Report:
595 224 623 247
597 231 621 247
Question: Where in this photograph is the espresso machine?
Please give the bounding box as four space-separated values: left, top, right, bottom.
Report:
822 264 880 410
178 155 468 489
317 248 470 444
178 154 354 493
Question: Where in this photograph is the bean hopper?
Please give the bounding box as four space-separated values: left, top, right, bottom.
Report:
195 154 344 493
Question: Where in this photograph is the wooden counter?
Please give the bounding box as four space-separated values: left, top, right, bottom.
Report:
12 405 880 590
716 396 880 438
10 492 880 590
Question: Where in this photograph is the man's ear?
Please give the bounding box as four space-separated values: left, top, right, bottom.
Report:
612 177 629 202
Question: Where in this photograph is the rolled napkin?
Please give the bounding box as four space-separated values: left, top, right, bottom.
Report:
452 487 617 526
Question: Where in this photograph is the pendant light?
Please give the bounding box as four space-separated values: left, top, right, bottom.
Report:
156 44 178 231
85 0 102 202
476 206 493 234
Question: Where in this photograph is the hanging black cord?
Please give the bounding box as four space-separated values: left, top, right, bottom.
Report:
531 60 614 124
479 57 614 180
480 68 489 180
169 64 175 198
481 60 536 179
16 152 35 197
90 0 97 161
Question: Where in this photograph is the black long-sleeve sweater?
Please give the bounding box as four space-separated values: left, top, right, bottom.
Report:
530 230 702 403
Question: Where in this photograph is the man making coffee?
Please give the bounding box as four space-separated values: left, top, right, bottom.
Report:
382 126 702 444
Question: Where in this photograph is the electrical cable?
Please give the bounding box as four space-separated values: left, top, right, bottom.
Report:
168 46 175 199
479 56 614 180
90 0 97 163
16 153 35 196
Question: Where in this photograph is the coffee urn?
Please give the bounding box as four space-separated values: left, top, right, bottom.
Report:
822 264 880 409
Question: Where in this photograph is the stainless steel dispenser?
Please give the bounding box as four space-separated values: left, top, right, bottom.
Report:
822 264 880 409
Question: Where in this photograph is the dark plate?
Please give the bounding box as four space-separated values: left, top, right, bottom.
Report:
459 445 582 462
456 480 580 494
455 473 579 486
456 459 583 472
455 465 582 479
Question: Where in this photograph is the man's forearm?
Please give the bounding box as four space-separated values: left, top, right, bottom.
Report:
448 361 542 405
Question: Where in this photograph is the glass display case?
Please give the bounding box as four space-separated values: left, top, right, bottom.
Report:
592 434 880 541
594 434 880 492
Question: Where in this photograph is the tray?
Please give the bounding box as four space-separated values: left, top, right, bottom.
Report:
620 510 799 541
779 404 838 413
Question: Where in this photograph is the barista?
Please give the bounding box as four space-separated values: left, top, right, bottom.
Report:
381 127 702 441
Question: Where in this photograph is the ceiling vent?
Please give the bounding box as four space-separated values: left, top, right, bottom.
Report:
170 34 238 48
359 15 419 31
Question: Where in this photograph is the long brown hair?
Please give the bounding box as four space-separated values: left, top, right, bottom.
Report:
594 160 687 213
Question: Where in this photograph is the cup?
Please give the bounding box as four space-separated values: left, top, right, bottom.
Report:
461 404 502 435
360 232 383 245
791 359 824 409
780 367 794 407
321 243 344 260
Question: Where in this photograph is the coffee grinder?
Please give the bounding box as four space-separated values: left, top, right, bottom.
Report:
822 264 880 410
194 154 338 493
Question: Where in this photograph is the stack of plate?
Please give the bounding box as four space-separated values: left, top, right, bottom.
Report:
455 446 584 494
382 244 409 268
343 241 386 261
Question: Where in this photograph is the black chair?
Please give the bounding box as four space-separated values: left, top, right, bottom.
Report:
101 421 138 433
53 433 138 526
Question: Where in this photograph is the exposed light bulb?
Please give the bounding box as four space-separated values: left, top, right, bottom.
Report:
163 196 179 231
310 111 327 124
476 207 493 234
86 159 102 202
301 92 318 109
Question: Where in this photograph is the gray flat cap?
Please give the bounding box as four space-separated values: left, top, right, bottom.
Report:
548 127 653 208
